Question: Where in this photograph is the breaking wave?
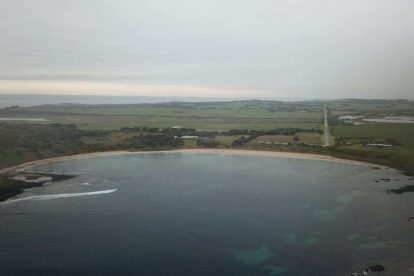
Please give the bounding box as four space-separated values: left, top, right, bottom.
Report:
1 189 117 205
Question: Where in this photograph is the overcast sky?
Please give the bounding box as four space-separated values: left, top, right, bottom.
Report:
0 0 413 99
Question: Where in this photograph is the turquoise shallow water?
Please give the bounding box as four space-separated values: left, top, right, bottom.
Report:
0 153 413 275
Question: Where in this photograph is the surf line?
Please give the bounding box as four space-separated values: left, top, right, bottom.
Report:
1 189 117 205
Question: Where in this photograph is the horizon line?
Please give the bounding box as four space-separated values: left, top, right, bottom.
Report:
0 93 411 102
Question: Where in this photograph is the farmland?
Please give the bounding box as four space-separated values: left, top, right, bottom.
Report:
330 124 414 174
0 101 322 130
0 98 414 175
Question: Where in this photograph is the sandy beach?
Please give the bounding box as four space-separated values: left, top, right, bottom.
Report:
0 149 390 175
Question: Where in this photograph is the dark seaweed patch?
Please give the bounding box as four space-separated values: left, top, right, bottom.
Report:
387 185 414 194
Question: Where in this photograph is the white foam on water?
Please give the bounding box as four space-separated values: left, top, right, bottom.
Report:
1 189 117 205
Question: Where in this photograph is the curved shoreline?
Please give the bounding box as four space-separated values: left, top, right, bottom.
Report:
0 149 391 175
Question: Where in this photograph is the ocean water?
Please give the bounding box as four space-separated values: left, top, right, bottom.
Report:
0 153 413 275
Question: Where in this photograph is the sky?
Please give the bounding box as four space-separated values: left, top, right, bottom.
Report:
0 0 413 99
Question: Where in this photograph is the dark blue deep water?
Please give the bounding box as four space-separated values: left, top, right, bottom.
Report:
1 153 413 275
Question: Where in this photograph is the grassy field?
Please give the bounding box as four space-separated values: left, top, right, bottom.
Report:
253 133 322 145
330 123 414 174
332 124 414 149
32 114 321 131
214 135 245 146
0 101 323 130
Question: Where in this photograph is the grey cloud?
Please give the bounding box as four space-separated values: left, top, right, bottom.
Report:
0 0 413 99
